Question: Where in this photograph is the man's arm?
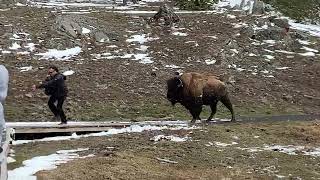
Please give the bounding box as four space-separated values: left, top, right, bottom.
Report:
37 75 63 89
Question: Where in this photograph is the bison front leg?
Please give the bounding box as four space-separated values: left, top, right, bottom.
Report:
189 106 202 124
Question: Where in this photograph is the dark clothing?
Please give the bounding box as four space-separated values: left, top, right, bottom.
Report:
37 73 68 123
37 74 68 98
48 96 67 123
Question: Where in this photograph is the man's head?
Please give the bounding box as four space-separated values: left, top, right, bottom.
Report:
48 65 59 77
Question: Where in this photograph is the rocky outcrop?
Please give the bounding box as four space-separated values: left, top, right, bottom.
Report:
53 15 119 45
252 0 265 14
150 4 180 26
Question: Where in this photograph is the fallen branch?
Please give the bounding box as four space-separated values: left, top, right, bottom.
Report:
156 157 178 164
304 95 320 100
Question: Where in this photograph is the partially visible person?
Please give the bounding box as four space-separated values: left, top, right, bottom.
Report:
32 65 68 125
0 65 9 153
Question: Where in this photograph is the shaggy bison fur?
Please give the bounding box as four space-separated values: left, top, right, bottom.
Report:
166 72 235 123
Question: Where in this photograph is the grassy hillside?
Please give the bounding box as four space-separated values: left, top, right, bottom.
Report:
262 0 320 23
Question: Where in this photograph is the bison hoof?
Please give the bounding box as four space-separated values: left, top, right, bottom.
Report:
189 120 196 126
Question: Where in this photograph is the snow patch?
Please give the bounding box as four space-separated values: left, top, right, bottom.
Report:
36 47 82 60
8 148 93 180
301 46 319 53
9 42 21 50
62 70 75 76
151 135 190 142
18 66 32 72
275 67 290 70
263 55 275 60
263 40 276 44
216 0 254 13
275 50 295 54
214 141 238 147
82 27 91 34
289 20 320 38
239 144 320 157
299 52 316 57
172 32 188 36
25 43 36 52
126 34 158 44
205 59 216 65
165 64 182 69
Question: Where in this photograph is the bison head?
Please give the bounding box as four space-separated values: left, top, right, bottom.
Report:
166 76 183 105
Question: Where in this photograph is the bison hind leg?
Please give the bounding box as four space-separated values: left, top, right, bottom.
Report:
220 94 235 122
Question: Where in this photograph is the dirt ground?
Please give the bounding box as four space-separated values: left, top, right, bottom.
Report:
9 120 320 179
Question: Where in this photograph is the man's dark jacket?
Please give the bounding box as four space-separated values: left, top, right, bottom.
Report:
37 74 68 97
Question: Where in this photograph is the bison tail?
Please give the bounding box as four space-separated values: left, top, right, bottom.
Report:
220 94 235 122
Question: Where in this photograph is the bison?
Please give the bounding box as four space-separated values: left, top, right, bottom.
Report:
166 72 235 124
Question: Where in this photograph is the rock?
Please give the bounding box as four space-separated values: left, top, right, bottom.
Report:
282 94 293 102
240 25 255 38
25 93 33 98
290 30 309 40
264 4 275 12
93 31 110 43
255 27 288 41
101 150 114 157
122 0 140 5
226 75 236 86
252 0 265 14
55 16 82 38
150 4 180 26
53 15 119 45
284 38 302 52
270 17 290 30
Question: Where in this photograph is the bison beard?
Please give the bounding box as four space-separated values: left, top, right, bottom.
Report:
166 72 235 124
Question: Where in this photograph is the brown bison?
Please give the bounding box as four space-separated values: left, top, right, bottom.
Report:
166 72 235 123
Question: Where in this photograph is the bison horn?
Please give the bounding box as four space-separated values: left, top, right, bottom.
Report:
177 78 183 88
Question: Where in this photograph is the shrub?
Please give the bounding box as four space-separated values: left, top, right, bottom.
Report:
175 0 218 10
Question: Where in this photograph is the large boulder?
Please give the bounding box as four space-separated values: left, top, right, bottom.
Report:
53 15 119 44
269 17 290 30
240 25 255 38
150 4 180 26
254 27 288 41
252 0 265 14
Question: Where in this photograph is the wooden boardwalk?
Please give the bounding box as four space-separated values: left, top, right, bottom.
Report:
5 120 188 134
6 121 134 134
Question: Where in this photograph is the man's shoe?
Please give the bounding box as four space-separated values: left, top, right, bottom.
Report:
58 122 67 125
